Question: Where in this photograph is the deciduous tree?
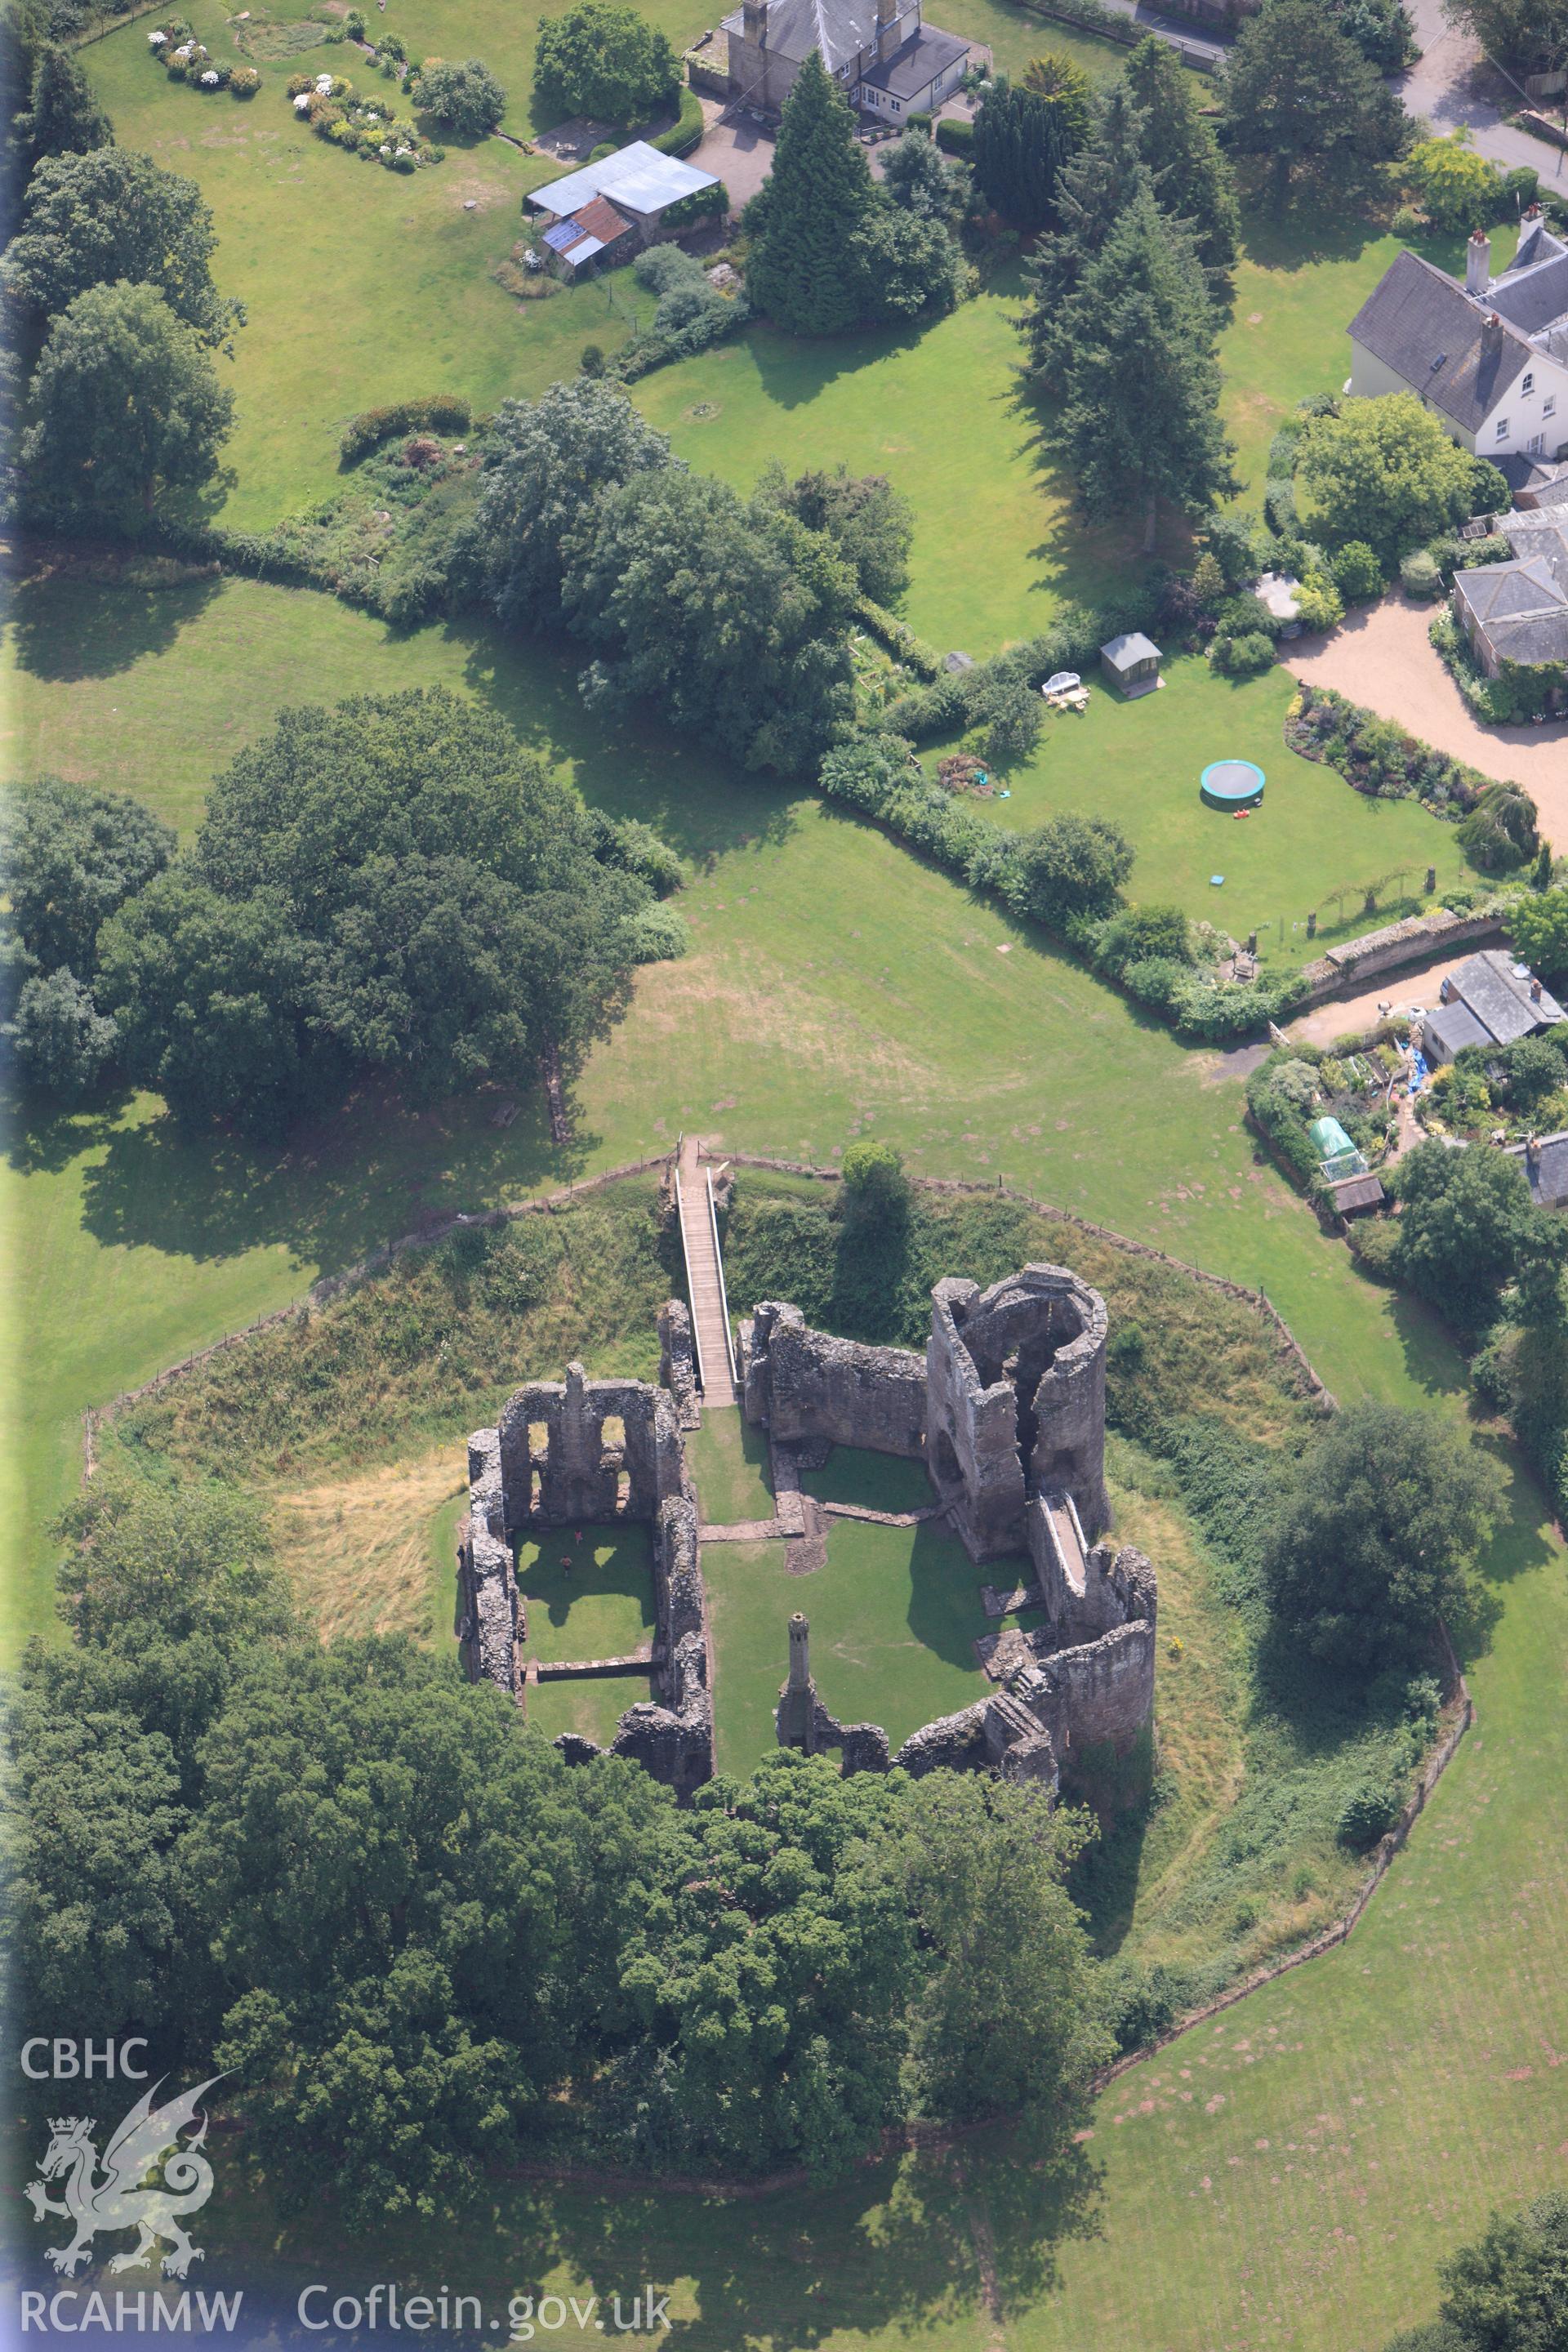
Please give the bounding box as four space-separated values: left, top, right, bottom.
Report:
2 147 242 347
415 56 506 136
477 377 671 627
1262 1398 1503 1664
533 0 680 126
1 774 174 975
1296 392 1478 565
1390 1134 1542 1328
22 283 234 523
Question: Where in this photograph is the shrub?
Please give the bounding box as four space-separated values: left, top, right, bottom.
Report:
935 116 973 154
588 140 617 161
658 178 728 226
1456 779 1539 872
1210 629 1275 678
1331 540 1383 600
650 87 706 159
1391 203 1424 237
339 394 471 462
1294 571 1344 631
416 56 506 136
1337 1781 1400 1848
580 342 605 376
1400 548 1441 599
1405 128 1500 231
1346 1215 1401 1279
230 65 261 96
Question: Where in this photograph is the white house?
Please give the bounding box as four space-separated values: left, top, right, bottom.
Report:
1347 207 1568 464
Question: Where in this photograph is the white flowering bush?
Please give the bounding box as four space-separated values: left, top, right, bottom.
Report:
293 90 311 109
199 67 218 82
314 72 334 93
148 28 167 44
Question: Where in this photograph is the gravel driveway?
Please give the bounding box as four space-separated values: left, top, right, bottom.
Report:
1282 595 1568 855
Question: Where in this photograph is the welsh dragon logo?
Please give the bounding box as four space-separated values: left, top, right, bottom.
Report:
24 2076 225 2279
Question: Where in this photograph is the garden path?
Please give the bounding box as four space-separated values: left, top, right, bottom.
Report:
1283 593 1568 853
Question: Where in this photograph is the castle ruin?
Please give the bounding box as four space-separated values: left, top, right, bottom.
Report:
459 1254 1155 1806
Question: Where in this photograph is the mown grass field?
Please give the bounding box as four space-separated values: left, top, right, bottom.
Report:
954 652 1481 964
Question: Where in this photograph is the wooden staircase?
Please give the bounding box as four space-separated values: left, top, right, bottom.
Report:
676 1136 738 1405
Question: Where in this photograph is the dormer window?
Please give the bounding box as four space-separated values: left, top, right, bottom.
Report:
1522 372 1535 394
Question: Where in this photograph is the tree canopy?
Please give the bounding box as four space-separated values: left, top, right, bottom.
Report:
1261 1399 1503 1665
1438 0 1568 75
1383 2194 1568 2352
1390 1134 1544 1330
93 690 673 1130
11 40 113 182
2 147 243 349
971 74 1085 229
415 56 507 136
754 460 915 604
1297 394 1481 566
478 377 673 628
742 56 961 334
1014 812 1134 927
22 281 234 523
1018 83 1155 384
2 774 174 978
1507 887 1568 986
1043 183 1236 550
1220 0 1407 201
1121 35 1238 277
743 53 877 336
532 0 680 127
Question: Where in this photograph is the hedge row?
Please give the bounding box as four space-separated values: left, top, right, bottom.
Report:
853 596 944 680
650 85 704 158
817 730 1307 1043
339 394 472 463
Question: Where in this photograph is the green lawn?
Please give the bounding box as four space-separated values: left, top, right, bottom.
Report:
684 1404 776 1523
81 4 651 524
518 1521 657 1662
959 653 1481 965
633 274 1159 654
523 1668 656 1744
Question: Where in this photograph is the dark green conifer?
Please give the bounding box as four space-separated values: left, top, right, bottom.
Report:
742 52 875 336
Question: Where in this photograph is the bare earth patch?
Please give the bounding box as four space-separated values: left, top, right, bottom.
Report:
1284 594 1568 854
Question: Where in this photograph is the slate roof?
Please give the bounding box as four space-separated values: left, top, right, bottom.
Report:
1348 249 1531 432
1447 947 1565 1046
719 0 894 72
1506 1129 1568 1209
1489 250 1568 337
1100 630 1161 672
1454 523 1568 665
860 20 968 95
530 140 716 220
1508 212 1568 275
1422 1000 1494 1062
1328 1173 1387 1214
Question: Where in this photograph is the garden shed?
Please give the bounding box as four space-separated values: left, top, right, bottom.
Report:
528 141 719 251
1099 632 1162 697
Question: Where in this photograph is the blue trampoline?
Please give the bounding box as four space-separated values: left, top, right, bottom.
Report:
1200 758 1266 810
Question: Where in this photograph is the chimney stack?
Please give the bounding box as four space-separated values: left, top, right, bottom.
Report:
742 0 768 42
1466 229 1491 297
876 0 900 61
1481 310 1503 358
1530 976 1543 1001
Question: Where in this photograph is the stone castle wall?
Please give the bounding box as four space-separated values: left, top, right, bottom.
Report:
742 1302 927 1459
458 1332 713 1797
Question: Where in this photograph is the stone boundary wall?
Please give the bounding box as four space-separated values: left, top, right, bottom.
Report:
713 1151 1335 1409
1296 910 1505 1009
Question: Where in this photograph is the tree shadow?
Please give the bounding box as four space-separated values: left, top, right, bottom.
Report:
220 2123 1102 2347
746 312 942 410
1236 191 1391 273
6 568 224 683
452 620 803 866
68 1080 596 1278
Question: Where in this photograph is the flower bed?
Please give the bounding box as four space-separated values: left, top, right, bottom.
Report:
285 67 442 167
145 21 257 93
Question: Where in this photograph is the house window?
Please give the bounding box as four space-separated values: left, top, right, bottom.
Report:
1546 395 1558 418
890 96 901 109
1495 418 1509 439
1522 372 1535 394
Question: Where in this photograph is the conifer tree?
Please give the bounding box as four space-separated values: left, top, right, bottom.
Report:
1018 83 1152 383
742 52 875 335
1044 184 1237 553
1122 36 1238 278
971 74 1085 229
